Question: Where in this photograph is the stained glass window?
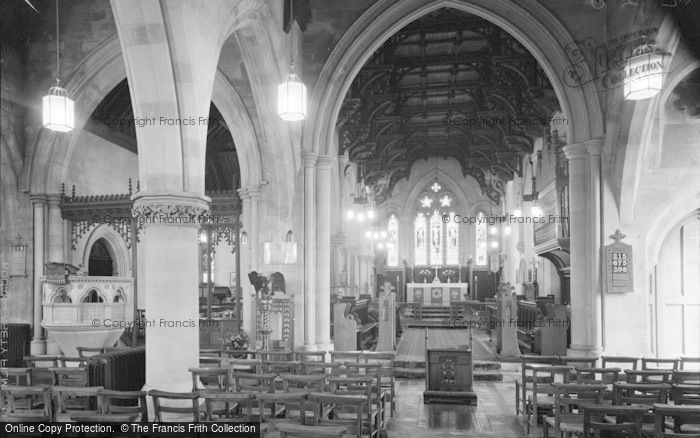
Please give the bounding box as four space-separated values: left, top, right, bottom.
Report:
414 213 427 265
430 210 443 266
446 212 459 265
475 211 487 266
387 214 399 267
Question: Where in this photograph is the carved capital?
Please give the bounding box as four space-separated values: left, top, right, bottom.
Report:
584 138 604 157
316 155 337 170
132 195 210 227
562 143 588 160
301 152 318 168
30 194 48 206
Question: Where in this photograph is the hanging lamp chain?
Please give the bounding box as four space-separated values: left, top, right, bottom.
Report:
55 0 60 84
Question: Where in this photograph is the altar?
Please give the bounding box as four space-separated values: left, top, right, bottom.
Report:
407 282 468 305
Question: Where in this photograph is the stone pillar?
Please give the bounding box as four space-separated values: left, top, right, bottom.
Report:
331 233 347 288
30 195 47 354
315 155 335 349
358 255 369 295
586 139 604 351
46 195 64 263
563 143 601 356
133 196 207 391
302 152 318 347
247 186 261 273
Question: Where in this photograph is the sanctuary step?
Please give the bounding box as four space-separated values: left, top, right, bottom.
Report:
394 361 503 381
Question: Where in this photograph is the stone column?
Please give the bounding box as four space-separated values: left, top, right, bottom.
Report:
302 152 318 347
358 255 369 295
331 233 347 288
315 155 335 349
133 196 207 391
586 139 604 352
247 186 261 273
563 143 601 356
46 195 64 263
30 195 47 355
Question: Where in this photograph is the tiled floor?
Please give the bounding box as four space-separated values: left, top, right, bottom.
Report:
387 379 526 437
388 328 527 437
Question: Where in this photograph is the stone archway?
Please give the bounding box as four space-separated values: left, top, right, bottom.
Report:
77 224 131 277
305 0 604 157
26 35 264 197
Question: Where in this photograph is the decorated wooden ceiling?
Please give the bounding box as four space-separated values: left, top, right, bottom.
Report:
85 79 240 191
338 8 560 204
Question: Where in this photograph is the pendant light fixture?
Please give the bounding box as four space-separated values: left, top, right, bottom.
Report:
278 0 307 121
623 0 664 101
42 0 74 132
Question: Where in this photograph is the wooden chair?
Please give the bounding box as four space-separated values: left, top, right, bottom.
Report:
263 360 302 374
276 423 347 438
653 403 700 437
0 385 53 421
307 392 369 438
328 375 378 436
680 357 700 371
200 348 223 357
148 390 200 422
525 365 573 435
330 351 364 363
199 356 223 368
50 367 89 386
96 389 148 422
294 351 327 363
201 392 254 422
626 369 674 384
643 358 679 371
575 367 621 384
343 362 387 428
542 383 606 438
602 356 639 371
256 392 308 426
361 352 396 417
24 356 60 386
188 367 230 392
226 358 264 373
673 384 700 405
76 347 105 357
280 374 327 393
52 386 103 421
674 370 700 385
58 357 90 367
516 355 562 416
303 361 343 376
582 404 648 438
256 350 294 361
614 382 672 435
1 368 32 385
230 372 277 393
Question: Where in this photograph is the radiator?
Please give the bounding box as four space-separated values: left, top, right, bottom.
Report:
2 324 31 367
88 346 145 390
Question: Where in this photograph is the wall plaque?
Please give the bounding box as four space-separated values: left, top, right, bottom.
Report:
604 229 633 293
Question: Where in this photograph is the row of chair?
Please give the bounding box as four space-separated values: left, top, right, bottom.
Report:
200 348 394 363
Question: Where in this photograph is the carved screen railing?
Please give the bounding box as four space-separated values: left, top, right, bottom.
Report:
253 295 294 350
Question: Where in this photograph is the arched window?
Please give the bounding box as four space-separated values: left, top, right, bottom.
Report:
446 212 459 265
429 210 443 266
413 183 459 265
414 213 427 265
475 211 487 266
387 215 399 267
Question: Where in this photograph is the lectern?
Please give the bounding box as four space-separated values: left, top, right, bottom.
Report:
423 327 477 405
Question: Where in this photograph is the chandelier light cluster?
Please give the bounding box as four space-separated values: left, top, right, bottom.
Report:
43 0 74 133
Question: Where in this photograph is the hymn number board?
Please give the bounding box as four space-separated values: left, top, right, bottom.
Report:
605 229 633 293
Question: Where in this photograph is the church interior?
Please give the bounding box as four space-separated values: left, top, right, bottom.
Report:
1 0 700 436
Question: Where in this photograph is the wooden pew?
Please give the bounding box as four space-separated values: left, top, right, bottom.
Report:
333 299 378 351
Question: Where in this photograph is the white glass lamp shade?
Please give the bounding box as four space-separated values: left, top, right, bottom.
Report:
490 241 499 249
624 50 664 101
42 85 74 132
367 209 376 220
504 225 512 235
513 209 523 218
278 72 307 121
531 204 542 216
489 226 498 235
346 209 355 220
